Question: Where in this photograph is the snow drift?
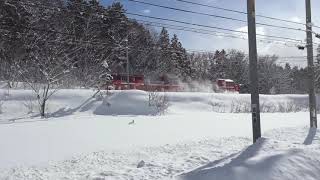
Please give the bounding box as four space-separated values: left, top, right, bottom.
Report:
180 128 320 180
0 89 315 119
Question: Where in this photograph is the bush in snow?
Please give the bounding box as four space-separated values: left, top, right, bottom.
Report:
22 97 37 114
209 101 225 113
0 99 3 114
260 102 276 113
210 99 306 114
276 101 306 113
148 90 169 115
229 99 251 113
0 92 8 114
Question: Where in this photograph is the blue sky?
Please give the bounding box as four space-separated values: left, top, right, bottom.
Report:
101 0 320 66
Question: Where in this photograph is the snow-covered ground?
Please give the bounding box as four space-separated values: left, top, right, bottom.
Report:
179 127 320 180
0 89 318 179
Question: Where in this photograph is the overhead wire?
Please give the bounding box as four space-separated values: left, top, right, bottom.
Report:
2 20 310 51
137 19 305 47
1 29 310 59
17 0 320 46
125 0 309 33
129 12 320 47
9 1 312 47
127 12 307 43
1 25 314 66
175 0 320 29
10 1 320 49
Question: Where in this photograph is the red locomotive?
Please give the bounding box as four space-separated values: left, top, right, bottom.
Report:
216 79 240 92
111 74 144 90
109 74 239 92
110 74 183 92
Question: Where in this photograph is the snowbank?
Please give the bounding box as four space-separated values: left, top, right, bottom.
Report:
0 89 314 119
94 90 158 115
1 127 320 180
180 128 320 180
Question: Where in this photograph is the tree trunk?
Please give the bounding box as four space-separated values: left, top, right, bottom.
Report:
40 84 50 118
40 100 46 118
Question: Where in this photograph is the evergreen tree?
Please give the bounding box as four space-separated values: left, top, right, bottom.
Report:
0 0 30 84
209 50 227 80
224 50 248 84
157 27 172 74
258 55 278 94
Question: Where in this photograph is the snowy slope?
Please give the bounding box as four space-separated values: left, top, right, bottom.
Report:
0 89 313 118
179 127 320 180
0 89 317 179
0 137 251 180
1 127 320 180
0 112 308 169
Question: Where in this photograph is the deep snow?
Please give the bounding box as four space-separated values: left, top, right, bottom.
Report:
180 127 320 180
0 89 318 179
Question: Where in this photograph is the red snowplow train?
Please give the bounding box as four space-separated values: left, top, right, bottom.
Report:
108 74 240 92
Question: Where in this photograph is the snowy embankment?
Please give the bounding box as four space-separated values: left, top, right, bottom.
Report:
0 89 312 118
0 89 318 179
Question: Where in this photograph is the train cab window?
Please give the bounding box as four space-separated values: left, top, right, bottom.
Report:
135 76 143 81
113 75 121 81
226 82 235 87
217 80 224 86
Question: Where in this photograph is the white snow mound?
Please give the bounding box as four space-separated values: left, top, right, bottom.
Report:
179 128 320 180
94 90 158 115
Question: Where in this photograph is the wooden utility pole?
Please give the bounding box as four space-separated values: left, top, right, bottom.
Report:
305 0 317 128
247 0 261 143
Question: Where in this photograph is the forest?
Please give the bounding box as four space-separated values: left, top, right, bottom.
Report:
1 0 320 95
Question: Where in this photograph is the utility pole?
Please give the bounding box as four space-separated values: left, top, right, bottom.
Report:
247 0 261 143
305 0 317 128
126 34 130 88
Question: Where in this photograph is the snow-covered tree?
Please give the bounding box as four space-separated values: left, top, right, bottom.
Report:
0 0 30 87
157 27 172 74
171 34 193 79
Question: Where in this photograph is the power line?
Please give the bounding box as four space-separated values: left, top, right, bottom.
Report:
277 56 317 59
137 19 318 48
130 13 320 47
17 0 318 46
175 0 320 29
13 1 310 47
125 0 309 33
1 26 313 63
1 18 300 50
125 0 246 23
16 2 312 42
131 46 315 60
126 12 307 43
12 1 320 48
139 21 301 47
0 25 237 54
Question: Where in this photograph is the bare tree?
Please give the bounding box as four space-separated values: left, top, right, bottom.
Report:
16 35 77 117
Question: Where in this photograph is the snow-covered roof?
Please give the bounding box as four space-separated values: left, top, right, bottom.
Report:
217 79 234 82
